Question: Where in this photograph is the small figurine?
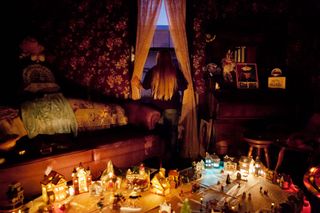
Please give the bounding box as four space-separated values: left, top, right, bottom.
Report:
192 183 200 193
236 172 242 180
221 49 236 83
97 197 104 211
242 192 246 199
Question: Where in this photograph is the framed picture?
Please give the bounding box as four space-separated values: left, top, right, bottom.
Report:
235 63 259 89
268 68 286 89
268 77 286 89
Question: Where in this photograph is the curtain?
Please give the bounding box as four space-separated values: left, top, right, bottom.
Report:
164 0 203 159
131 0 162 100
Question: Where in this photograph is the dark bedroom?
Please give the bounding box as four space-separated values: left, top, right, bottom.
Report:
0 0 319 212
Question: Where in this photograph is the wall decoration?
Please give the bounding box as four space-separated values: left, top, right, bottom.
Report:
268 68 286 89
235 63 259 89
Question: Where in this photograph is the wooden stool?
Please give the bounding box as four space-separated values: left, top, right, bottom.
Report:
242 136 272 168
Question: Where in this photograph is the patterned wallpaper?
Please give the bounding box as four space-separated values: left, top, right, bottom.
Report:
189 0 288 94
14 0 290 100
55 0 131 99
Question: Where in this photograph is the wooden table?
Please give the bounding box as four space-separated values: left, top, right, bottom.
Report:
25 168 302 213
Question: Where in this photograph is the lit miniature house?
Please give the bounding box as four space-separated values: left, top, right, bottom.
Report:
204 152 214 169
90 181 103 196
194 160 204 179
101 160 121 191
223 155 237 173
168 169 180 189
239 156 253 177
6 182 24 209
158 201 172 213
211 153 221 168
253 157 265 177
126 163 150 192
72 163 92 194
150 168 170 196
41 170 69 203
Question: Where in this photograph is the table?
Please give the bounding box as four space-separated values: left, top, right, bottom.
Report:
25 168 302 213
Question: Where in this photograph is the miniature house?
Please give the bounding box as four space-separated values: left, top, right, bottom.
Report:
125 164 150 192
100 160 121 191
71 163 92 194
223 155 237 173
41 170 68 203
150 168 170 196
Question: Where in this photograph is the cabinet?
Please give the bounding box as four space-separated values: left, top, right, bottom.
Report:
209 88 297 147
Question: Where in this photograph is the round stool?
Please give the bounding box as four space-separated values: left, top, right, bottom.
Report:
242 135 272 168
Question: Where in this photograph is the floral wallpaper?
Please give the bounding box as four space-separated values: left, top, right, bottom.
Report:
190 0 217 95
55 0 131 99
190 0 288 94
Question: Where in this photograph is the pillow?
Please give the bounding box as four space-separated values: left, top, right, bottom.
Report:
0 107 27 139
68 99 128 131
22 64 60 93
124 102 161 130
24 82 60 93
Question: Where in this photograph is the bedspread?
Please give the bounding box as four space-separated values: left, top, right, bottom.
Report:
21 93 78 138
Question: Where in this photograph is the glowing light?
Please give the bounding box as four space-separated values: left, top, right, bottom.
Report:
309 167 316 173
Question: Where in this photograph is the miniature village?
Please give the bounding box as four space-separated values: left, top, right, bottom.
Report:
0 153 310 213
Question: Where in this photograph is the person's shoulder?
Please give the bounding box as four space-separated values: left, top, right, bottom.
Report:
177 69 188 89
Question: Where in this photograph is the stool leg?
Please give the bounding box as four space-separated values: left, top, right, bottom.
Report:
257 148 261 157
275 147 286 172
248 146 253 157
263 147 270 168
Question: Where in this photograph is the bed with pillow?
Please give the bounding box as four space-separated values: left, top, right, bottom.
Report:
0 64 161 151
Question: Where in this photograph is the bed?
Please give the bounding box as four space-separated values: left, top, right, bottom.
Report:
0 64 160 151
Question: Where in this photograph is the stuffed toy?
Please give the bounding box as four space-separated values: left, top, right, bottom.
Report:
19 37 45 62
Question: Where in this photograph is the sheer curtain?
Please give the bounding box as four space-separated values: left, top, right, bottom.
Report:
164 0 202 159
131 0 161 100
132 0 202 159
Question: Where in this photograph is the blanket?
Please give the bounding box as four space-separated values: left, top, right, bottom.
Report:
21 93 78 138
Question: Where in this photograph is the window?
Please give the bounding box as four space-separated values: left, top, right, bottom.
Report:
142 1 175 98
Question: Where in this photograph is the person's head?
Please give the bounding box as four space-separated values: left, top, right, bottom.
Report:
151 49 178 101
156 49 173 67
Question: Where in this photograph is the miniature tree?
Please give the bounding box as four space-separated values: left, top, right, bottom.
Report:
226 174 231 184
180 198 191 213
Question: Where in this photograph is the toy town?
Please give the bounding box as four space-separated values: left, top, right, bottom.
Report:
0 152 314 213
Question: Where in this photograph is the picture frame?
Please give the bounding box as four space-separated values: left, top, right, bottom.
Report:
268 77 286 89
235 63 259 89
